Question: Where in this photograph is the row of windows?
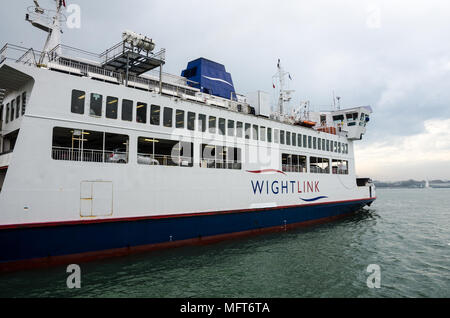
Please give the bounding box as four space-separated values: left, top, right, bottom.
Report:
1 92 27 124
282 153 348 175
70 90 349 156
52 126 242 170
52 127 129 163
52 127 348 174
137 137 193 167
199 144 242 170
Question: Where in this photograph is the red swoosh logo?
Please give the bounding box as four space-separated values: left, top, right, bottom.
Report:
246 169 286 175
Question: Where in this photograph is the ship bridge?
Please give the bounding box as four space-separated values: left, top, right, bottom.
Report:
308 106 372 140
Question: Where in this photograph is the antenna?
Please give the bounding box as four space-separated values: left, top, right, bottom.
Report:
331 90 335 110
33 0 44 14
272 59 295 115
26 0 67 64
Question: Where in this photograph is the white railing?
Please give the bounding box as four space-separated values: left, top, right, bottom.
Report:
200 158 242 170
309 165 329 174
282 164 307 173
52 147 128 163
138 153 192 167
332 167 349 175
1 42 253 114
99 41 166 66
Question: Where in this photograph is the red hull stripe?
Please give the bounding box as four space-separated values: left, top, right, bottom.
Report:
0 211 355 273
246 169 286 175
0 197 376 230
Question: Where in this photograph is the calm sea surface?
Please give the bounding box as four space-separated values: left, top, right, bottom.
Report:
1 188 449 298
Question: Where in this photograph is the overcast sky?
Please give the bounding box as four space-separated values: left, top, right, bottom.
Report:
2 0 450 181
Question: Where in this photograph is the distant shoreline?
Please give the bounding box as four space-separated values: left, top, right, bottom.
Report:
373 179 450 189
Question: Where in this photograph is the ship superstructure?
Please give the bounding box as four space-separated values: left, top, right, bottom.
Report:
0 1 375 271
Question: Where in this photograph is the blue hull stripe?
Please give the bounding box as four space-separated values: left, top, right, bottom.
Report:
300 196 328 202
0 199 374 264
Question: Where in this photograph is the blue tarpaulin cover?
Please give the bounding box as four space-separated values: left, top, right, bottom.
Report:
181 58 236 100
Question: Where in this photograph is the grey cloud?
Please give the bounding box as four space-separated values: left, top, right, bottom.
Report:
2 0 450 144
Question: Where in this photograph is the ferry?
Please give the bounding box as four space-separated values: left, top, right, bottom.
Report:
0 1 376 271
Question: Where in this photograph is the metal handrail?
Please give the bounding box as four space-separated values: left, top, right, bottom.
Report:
137 153 192 167
200 158 242 169
1 42 252 112
282 164 307 173
99 41 166 65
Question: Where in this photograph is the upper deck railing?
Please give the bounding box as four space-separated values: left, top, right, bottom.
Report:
0 43 351 135
0 43 259 117
99 41 166 68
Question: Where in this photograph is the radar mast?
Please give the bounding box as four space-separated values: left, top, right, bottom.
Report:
25 0 66 64
272 59 295 115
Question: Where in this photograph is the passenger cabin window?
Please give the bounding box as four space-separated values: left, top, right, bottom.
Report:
313 137 317 149
90 93 102 117
200 144 242 170
332 159 349 175
5 103 9 124
260 126 266 142
176 109 185 128
297 134 302 147
280 130 285 144
15 95 20 118
137 137 193 167
274 129 279 143
308 136 312 149
310 157 330 174
292 133 296 146
236 121 243 138
71 90 85 114
150 105 160 125
219 118 226 135
227 120 235 137
21 92 26 116
282 153 307 173
286 131 291 145
163 107 173 127
106 97 118 119
302 135 307 148
245 123 251 139
209 116 216 133
136 102 147 123
10 99 14 122
122 99 133 121
187 112 195 131
198 114 206 132
253 125 258 140
267 127 272 142
52 127 129 164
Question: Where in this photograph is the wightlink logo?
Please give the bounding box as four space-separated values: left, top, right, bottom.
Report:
251 180 320 195
251 179 327 202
